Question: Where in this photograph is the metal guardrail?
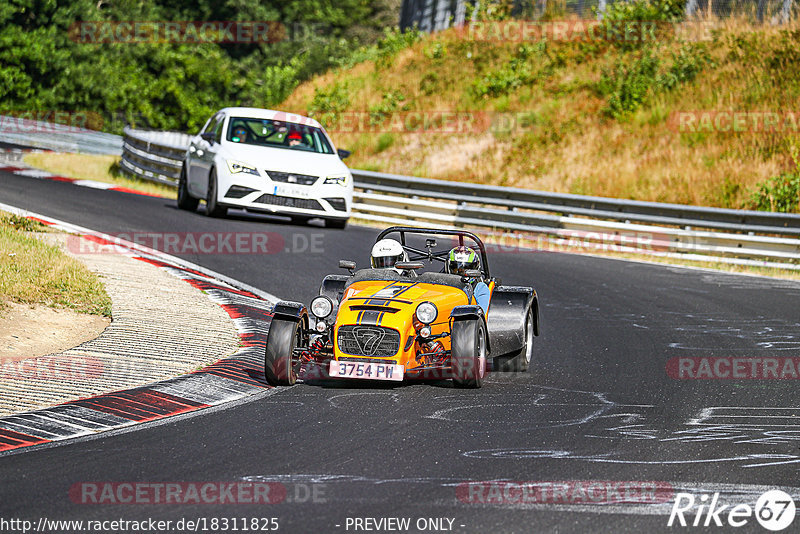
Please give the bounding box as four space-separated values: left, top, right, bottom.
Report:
119 127 191 186
0 115 123 155
120 128 800 267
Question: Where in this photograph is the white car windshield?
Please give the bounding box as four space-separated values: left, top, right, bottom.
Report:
226 117 334 154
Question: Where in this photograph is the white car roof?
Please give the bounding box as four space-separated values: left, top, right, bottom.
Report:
217 107 323 129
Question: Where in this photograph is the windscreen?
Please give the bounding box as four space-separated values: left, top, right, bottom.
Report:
226 117 334 154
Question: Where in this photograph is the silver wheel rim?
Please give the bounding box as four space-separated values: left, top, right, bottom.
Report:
524 313 533 364
477 326 486 379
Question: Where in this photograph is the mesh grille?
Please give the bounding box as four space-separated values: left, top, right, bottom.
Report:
254 194 323 211
337 357 398 365
337 325 401 357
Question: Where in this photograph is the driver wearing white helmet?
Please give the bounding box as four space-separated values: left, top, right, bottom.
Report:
370 238 414 276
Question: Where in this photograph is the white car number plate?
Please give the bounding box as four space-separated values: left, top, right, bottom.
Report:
329 361 404 381
273 184 312 199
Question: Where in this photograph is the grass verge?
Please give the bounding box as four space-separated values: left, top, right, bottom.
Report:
23 152 175 198
0 212 112 317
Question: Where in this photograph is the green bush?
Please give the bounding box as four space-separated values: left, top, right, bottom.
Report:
751 146 800 212
308 83 351 116
657 44 711 90
0 0 406 134
472 43 542 98
601 0 685 24
599 44 710 118
376 133 395 152
599 51 661 117
342 27 423 70
369 90 408 124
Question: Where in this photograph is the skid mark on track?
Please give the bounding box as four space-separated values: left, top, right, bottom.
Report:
451 389 800 469
326 391 402 409
426 385 650 430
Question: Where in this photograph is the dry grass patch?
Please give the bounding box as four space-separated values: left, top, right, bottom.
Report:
280 20 800 211
23 152 175 198
0 212 111 317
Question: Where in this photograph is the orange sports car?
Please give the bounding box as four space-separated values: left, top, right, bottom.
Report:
264 226 540 388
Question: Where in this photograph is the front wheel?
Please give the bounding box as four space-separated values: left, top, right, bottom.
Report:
205 168 228 218
177 165 199 211
451 318 487 388
264 319 305 386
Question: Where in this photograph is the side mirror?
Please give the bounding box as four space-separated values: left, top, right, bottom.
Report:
396 262 424 272
337 148 351 159
339 260 356 274
200 132 216 144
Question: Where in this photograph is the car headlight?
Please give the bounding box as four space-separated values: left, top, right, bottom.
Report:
324 175 348 186
415 302 438 324
310 296 333 319
226 160 260 176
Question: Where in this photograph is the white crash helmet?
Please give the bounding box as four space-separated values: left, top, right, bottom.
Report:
370 238 408 274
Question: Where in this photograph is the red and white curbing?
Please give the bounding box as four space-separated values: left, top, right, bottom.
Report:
0 164 165 197
0 204 280 455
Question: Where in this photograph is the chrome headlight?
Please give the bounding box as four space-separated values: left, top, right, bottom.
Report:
415 302 438 324
324 175 348 186
226 160 260 176
310 296 333 318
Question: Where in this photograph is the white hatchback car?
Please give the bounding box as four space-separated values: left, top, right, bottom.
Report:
178 107 353 228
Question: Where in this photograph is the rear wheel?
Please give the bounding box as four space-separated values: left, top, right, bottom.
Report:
264 319 305 386
205 168 227 218
177 165 198 211
451 318 487 388
494 308 534 372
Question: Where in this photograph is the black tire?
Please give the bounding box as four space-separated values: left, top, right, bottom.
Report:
451 318 487 388
494 308 534 372
264 318 304 386
205 168 227 218
177 165 199 211
325 218 348 229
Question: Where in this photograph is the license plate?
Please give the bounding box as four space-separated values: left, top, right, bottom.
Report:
329 361 404 381
273 184 312 198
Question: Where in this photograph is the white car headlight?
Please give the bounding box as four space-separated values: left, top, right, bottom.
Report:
226 160 260 176
415 302 438 324
310 296 333 319
324 175 348 186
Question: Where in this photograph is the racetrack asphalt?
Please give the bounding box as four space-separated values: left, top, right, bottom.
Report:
2 169 800 533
